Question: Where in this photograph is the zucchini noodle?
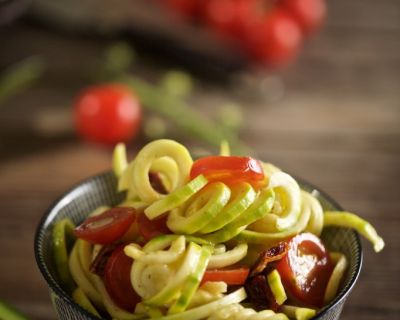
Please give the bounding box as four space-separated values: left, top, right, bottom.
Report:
280 305 316 320
248 172 301 232
125 236 212 313
69 243 102 307
150 288 247 320
324 252 348 304
55 139 385 320
207 243 248 269
324 211 385 252
130 139 193 203
167 182 232 234
210 188 274 238
206 303 288 320
235 190 315 244
188 282 227 309
113 143 128 178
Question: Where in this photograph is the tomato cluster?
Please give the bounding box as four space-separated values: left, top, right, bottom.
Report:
160 0 326 66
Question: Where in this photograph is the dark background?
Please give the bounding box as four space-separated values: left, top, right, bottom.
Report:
0 0 399 319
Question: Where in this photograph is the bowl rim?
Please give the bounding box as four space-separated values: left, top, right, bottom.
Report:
34 171 363 320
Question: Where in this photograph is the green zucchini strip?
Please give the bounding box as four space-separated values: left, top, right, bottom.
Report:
52 218 76 293
205 188 275 243
168 246 212 314
207 243 248 269
125 236 186 265
118 159 135 192
69 243 102 307
219 140 230 156
145 242 203 306
324 211 385 252
145 174 208 220
250 172 301 232
151 288 247 320
72 287 100 317
91 274 144 320
132 139 193 203
281 305 316 320
200 182 256 234
324 252 348 304
235 191 312 244
141 235 212 254
267 270 287 305
303 191 324 236
112 143 128 178
167 182 231 234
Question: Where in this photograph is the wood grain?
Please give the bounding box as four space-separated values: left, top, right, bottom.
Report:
0 0 399 319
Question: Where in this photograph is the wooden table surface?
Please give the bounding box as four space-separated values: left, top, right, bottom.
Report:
0 0 399 319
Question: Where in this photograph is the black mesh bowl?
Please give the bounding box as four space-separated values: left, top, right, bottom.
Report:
34 171 362 320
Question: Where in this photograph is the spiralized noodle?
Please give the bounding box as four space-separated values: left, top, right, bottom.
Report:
206 303 288 320
130 139 193 203
207 243 248 269
236 190 322 245
324 252 348 304
57 139 384 320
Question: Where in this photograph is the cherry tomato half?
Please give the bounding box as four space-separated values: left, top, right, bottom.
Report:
190 156 265 188
275 233 334 307
201 267 250 285
137 213 171 242
74 84 142 146
280 0 326 36
74 207 136 245
244 9 302 66
104 245 141 311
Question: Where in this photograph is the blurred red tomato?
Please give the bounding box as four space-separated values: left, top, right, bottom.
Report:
74 84 141 146
280 0 326 35
244 9 302 66
203 0 263 40
161 0 201 19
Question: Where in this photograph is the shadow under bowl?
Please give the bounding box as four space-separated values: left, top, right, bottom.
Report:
34 171 362 320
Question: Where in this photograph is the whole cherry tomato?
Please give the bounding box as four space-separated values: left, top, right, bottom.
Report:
74 84 141 146
244 8 303 66
104 245 141 311
190 156 265 188
74 207 136 245
275 233 334 307
280 0 326 35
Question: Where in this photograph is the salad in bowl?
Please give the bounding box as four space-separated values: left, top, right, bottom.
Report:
36 139 384 320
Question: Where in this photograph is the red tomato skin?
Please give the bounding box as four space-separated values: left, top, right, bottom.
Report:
202 0 258 40
280 0 326 35
74 207 136 245
74 84 141 146
244 9 303 67
137 213 171 242
190 156 265 187
104 246 141 311
201 268 249 285
161 0 201 19
275 233 334 307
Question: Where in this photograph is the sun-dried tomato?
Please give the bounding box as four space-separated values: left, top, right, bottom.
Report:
249 242 288 277
245 274 279 312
